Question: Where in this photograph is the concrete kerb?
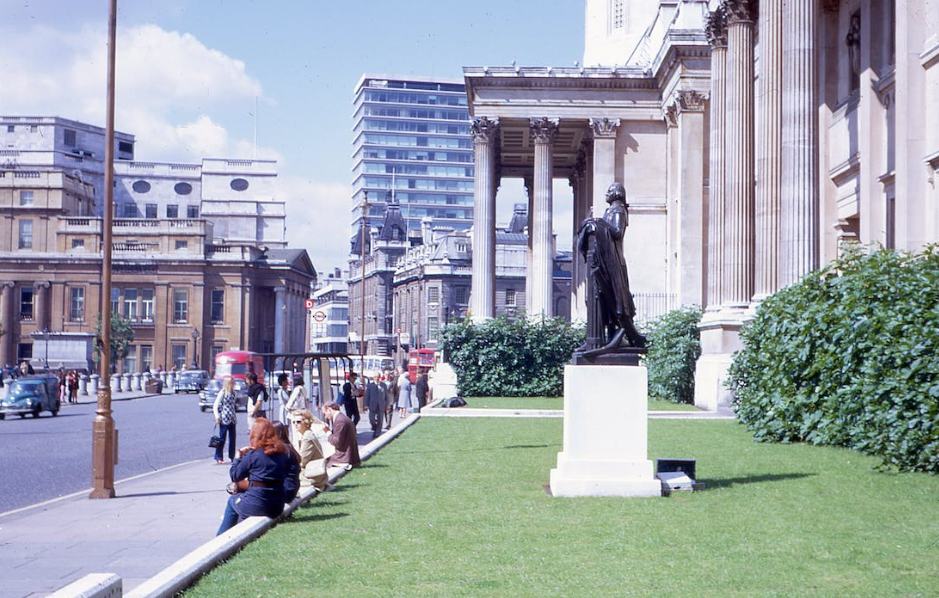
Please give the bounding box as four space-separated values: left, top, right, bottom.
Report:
120 412 422 598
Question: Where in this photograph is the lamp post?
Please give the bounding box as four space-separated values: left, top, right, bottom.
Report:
42 327 49 372
91 0 118 499
191 328 200 368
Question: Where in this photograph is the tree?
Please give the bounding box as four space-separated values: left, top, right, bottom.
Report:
93 313 135 372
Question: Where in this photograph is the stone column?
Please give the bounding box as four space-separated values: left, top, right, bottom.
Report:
756 0 782 299
676 90 708 307
722 0 757 308
589 118 620 215
705 8 728 311
0 282 14 367
470 117 499 320
274 286 286 354
524 175 534 315
530 117 559 318
34 281 51 330
780 0 819 286
570 146 590 322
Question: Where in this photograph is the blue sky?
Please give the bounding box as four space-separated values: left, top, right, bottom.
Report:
0 0 584 270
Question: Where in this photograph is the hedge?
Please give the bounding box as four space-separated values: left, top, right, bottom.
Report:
439 315 584 397
728 246 939 473
645 305 702 404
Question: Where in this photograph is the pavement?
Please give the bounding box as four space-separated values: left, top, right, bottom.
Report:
0 389 734 598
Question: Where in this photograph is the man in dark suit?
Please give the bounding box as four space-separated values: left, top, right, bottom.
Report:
364 373 387 438
414 368 429 410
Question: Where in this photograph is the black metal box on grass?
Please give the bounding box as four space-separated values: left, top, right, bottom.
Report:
655 458 696 479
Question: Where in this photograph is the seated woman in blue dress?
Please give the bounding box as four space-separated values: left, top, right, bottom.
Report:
216 418 292 535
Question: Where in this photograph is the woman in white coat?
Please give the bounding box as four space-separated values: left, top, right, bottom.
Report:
396 371 413 418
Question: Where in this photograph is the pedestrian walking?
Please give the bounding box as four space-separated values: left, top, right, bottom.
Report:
364 373 386 438
415 368 429 410
385 371 398 430
342 372 361 426
397 370 413 417
67 370 79 403
274 373 291 425
212 376 238 464
245 372 268 429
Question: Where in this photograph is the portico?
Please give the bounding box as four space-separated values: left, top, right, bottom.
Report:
464 25 712 324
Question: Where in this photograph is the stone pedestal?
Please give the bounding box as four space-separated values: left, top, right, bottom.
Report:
550 365 661 498
693 309 746 411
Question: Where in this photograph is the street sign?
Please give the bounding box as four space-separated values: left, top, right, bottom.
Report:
399 332 411 345
313 310 327 322
304 298 315 310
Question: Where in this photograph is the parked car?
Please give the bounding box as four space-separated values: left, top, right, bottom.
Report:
198 378 248 413
0 375 61 419
175 370 210 394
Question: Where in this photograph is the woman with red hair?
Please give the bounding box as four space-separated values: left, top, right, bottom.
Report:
216 418 291 535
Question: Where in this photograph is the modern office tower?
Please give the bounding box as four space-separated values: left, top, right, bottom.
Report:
350 74 474 249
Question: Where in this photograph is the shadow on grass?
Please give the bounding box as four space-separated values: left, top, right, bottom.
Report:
289 511 349 523
326 483 359 493
392 443 561 456
705 472 815 489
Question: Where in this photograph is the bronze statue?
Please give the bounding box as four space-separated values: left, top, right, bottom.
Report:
576 182 646 357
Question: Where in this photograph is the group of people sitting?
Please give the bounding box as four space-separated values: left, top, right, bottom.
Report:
215 404 361 535
214 374 362 536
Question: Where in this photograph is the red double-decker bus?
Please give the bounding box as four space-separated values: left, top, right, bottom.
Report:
214 350 265 384
407 348 435 383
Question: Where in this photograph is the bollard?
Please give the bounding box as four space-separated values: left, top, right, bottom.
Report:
131 372 141 391
90 374 99 394
80 374 89 396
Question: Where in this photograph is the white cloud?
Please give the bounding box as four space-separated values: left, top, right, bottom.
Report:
276 177 353 273
0 21 263 161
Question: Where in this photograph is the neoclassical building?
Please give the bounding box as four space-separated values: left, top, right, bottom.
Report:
465 0 939 408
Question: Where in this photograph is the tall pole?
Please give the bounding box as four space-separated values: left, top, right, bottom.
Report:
359 191 367 375
91 0 118 499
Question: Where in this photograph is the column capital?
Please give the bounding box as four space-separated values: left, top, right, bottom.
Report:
724 0 758 25
706 7 728 47
662 103 678 128
676 90 709 113
471 117 500 143
529 117 560 144
34 280 51 290
1 281 14 289
589 117 620 138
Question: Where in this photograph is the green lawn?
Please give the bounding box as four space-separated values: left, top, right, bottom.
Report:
185 418 939 598
463 396 700 412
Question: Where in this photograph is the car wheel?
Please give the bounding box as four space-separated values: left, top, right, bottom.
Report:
200 406 207 412
32 408 41 418
0 413 5 420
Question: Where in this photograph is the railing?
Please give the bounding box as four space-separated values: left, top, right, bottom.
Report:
633 293 677 329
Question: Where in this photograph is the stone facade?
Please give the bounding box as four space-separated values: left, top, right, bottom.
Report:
0 168 313 373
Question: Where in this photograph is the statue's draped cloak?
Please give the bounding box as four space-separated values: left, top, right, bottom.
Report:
577 202 636 325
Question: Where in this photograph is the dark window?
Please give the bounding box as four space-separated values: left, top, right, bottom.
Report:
63 129 77 147
132 180 151 193
71 239 84 249
211 290 224 323
175 240 188 250
6 125 13 133
145 203 157 218
20 287 33 320
17 343 33 362
174 182 193 195
166 204 179 218
187 205 199 218
118 141 134 154
70 287 85 322
230 178 249 192
122 203 138 218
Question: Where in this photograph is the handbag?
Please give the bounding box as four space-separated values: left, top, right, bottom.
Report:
208 424 222 449
304 458 327 479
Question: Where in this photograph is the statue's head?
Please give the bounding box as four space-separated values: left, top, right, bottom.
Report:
605 182 626 204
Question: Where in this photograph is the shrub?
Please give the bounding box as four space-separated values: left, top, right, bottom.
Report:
645 305 703 403
728 246 939 473
440 315 585 397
